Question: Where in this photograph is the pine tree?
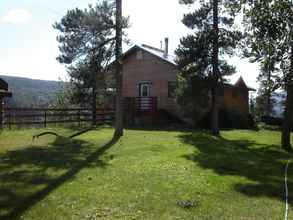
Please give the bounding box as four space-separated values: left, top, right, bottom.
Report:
54 2 116 126
176 0 242 133
54 1 128 127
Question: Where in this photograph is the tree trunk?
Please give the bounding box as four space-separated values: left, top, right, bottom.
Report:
211 0 220 136
211 87 219 135
281 45 293 151
92 81 97 127
266 42 272 116
114 0 124 139
266 69 272 116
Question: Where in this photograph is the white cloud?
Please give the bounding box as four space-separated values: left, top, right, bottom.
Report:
1 9 32 24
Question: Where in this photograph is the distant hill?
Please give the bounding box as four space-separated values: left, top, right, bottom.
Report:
0 75 64 108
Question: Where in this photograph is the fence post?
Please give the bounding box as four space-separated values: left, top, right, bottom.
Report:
78 109 81 127
44 110 47 128
8 109 11 130
102 108 105 124
0 98 3 129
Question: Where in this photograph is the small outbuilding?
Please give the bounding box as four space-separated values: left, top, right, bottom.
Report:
0 78 12 128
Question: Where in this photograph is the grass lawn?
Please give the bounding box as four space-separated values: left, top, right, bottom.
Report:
0 127 293 219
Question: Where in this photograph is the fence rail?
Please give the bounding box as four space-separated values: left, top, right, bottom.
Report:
1 107 115 129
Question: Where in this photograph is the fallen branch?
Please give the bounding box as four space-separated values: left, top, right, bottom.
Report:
32 132 60 140
32 127 96 141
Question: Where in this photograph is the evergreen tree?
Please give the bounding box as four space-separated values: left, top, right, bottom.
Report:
243 0 293 151
249 95 257 120
176 0 242 133
255 91 276 120
243 1 281 117
54 1 128 127
51 81 75 108
255 79 278 118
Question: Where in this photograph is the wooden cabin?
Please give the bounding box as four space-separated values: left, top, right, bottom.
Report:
107 39 255 124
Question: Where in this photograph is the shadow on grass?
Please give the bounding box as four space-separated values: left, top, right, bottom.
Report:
126 125 193 132
179 132 293 204
0 130 118 220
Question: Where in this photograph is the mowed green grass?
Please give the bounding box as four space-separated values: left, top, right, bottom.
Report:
0 127 293 220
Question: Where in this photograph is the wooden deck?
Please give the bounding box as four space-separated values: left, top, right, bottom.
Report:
124 97 158 124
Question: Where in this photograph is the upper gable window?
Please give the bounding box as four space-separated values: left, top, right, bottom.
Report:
136 50 143 60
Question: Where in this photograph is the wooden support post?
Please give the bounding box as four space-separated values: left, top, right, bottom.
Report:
78 110 81 127
44 110 47 128
101 108 104 124
0 98 3 129
8 110 11 130
152 97 155 124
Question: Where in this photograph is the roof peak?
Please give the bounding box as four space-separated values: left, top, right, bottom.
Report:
131 44 176 66
234 76 247 88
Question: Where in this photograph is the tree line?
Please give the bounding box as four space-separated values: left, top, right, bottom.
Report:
54 0 293 150
176 0 293 151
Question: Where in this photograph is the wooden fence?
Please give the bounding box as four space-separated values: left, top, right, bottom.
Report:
1 107 115 129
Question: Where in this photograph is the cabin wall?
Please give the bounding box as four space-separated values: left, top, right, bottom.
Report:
221 87 249 114
122 49 178 113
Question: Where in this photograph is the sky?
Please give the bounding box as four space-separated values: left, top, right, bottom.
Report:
0 0 259 89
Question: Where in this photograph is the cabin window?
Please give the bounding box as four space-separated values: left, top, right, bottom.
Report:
168 81 176 98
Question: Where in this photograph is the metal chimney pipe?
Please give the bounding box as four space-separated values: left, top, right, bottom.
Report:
164 37 169 58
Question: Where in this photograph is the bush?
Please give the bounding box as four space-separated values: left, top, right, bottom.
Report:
261 116 283 126
257 122 281 131
198 110 256 129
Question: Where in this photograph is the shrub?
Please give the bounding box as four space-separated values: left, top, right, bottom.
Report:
198 110 256 129
261 116 283 126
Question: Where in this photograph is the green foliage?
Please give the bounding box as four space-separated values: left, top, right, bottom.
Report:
175 0 242 124
175 73 210 124
254 91 277 118
54 1 128 106
243 1 290 117
257 122 281 131
249 96 257 119
1 75 64 108
244 0 293 89
243 0 293 149
50 82 76 108
199 110 255 129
